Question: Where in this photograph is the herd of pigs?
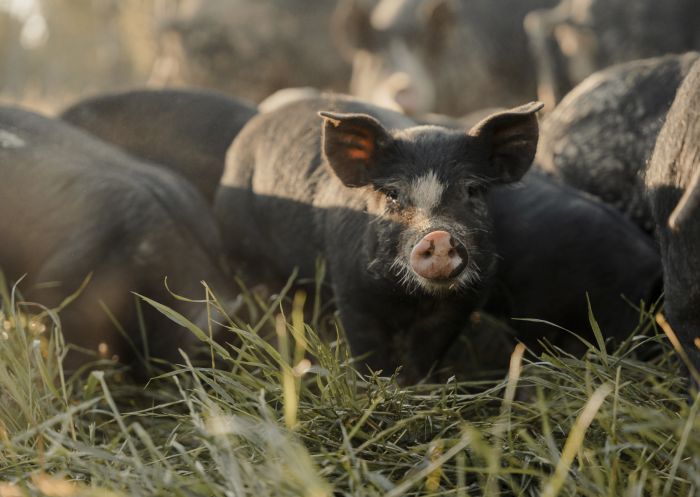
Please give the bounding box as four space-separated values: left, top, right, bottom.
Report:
1 0 700 388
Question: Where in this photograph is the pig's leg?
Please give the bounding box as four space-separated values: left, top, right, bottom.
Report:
402 331 458 383
337 295 468 383
398 310 470 383
335 301 397 376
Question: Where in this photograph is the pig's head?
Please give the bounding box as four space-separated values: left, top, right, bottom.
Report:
334 0 463 116
320 102 543 296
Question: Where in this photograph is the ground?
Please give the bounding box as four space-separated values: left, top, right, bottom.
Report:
0 275 698 497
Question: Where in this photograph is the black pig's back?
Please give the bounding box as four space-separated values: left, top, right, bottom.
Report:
215 95 412 280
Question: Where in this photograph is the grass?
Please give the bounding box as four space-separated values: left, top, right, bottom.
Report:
0 276 698 497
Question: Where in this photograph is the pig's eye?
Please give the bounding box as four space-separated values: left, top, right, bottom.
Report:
384 188 401 209
466 184 484 197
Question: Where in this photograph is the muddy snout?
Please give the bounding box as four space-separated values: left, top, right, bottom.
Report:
409 230 467 280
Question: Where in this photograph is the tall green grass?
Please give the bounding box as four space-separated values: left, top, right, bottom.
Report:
0 277 698 497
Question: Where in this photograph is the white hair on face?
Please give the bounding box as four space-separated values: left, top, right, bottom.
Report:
410 170 445 214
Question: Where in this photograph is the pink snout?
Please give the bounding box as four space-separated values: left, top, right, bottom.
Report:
409 231 465 280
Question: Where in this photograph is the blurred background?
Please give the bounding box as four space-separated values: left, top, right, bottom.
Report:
1 0 699 115
0 0 350 113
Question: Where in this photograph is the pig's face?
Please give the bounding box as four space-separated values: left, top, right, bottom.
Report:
320 102 543 295
367 162 491 296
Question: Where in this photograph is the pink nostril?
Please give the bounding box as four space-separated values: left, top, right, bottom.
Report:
409 231 465 281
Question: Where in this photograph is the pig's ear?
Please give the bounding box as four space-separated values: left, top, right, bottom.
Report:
468 101 544 183
320 111 391 187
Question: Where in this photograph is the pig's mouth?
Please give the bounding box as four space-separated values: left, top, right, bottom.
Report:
391 258 482 296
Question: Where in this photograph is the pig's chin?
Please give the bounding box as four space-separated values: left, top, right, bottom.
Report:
389 256 482 297
412 270 481 296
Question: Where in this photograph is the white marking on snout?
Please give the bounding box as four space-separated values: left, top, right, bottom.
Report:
0 129 26 149
410 171 445 214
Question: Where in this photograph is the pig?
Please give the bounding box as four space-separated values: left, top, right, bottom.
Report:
158 0 350 103
525 0 700 109
60 89 257 202
485 171 661 354
645 58 700 388
438 169 663 380
214 94 544 382
0 106 238 377
537 52 700 232
333 0 557 117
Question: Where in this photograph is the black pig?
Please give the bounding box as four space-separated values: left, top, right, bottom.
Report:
525 0 700 109
645 58 700 387
0 106 238 376
61 89 257 202
537 52 699 231
486 171 661 353
215 95 543 382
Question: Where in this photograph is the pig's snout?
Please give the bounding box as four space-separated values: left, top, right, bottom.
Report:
410 231 466 280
